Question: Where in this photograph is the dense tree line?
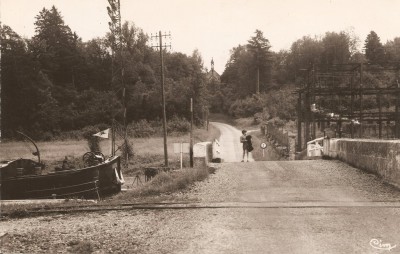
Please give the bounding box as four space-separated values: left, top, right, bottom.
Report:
1 6 208 139
219 29 400 122
3 6 400 139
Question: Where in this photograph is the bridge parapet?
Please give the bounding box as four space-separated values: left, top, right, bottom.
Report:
193 142 213 168
324 138 400 188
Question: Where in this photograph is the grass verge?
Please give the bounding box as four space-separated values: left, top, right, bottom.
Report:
0 166 214 219
114 166 211 200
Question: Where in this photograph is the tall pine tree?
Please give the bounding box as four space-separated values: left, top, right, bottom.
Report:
247 29 273 93
365 31 385 63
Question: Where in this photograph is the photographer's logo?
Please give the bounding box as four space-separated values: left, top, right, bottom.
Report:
370 238 397 251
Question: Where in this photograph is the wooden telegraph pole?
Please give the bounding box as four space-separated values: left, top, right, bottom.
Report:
0 5 2 142
190 98 194 167
152 31 171 167
0 22 2 142
256 54 260 94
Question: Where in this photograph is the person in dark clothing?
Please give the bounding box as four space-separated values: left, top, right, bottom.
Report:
240 130 249 162
246 135 254 153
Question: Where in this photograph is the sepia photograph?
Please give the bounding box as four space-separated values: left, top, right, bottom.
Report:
1 0 400 253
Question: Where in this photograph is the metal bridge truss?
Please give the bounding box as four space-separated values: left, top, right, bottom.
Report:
296 62 400 151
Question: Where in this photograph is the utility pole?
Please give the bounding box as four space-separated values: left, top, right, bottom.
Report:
256 55 260 94
151 31 171 167
190 98 194 168
0 3 2 142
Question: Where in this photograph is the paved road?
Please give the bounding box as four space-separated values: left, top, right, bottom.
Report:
180 160 400 253
2 123 400 253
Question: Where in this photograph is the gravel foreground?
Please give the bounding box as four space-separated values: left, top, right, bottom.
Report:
1 160 400 253
1 162 232 254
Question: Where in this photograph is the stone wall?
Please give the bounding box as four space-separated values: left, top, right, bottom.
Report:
193 142 213 168
324 138 400 188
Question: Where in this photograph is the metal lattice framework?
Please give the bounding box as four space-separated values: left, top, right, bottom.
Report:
296 62 400 151
107 0 130 164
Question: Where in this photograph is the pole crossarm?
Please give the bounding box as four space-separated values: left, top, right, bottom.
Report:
150 32 172 49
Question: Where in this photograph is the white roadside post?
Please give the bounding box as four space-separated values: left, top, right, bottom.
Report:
260 142 267 157
174 142 190 169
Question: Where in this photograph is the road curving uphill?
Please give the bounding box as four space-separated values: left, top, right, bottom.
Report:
210 122 254 162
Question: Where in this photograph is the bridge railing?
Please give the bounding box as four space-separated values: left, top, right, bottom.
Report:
212 139 222 162
307 137 324 157
262 123 293 158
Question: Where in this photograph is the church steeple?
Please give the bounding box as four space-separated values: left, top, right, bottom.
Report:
207 57 220 83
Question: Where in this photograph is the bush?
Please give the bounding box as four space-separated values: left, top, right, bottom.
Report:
228 86 297 121
127 119 157 138
167 115 191 133
228 96 263 118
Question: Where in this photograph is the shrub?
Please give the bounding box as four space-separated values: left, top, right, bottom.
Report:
38 131 54 141
127 119 157 138
228 95 263 118
228 86 297 121
167 115 191 133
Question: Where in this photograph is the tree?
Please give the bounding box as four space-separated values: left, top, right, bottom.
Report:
83 38 112 91
286 36 323 83
1 25 38 137
365 31 385 63
321 31 352 65
384 37 400 62
247 30 273 93
188 50 208 124
31 6 80 87
221 44 253 97
272 50 290 85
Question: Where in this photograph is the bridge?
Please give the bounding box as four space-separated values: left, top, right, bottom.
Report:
184 122 400 253
2 122 400 253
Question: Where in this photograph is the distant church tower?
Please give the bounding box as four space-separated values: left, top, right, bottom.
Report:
207 57 220 83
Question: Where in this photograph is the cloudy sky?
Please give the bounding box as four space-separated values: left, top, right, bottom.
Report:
2 0 400 73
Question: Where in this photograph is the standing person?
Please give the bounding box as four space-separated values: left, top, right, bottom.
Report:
240 130 249 162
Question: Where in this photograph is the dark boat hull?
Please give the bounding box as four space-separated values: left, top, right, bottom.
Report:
0 156 123 200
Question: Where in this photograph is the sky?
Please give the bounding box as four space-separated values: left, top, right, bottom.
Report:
2 0 400 73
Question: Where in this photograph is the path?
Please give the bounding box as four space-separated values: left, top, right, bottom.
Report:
210 122 254 162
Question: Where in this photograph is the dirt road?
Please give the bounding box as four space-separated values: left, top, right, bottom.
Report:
2 123 400 253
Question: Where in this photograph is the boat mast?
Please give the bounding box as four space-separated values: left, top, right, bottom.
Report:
16 131 41 163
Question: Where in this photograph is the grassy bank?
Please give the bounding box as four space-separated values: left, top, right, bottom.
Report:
115 166 212 201
0 125 220 218
0 124 220 175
